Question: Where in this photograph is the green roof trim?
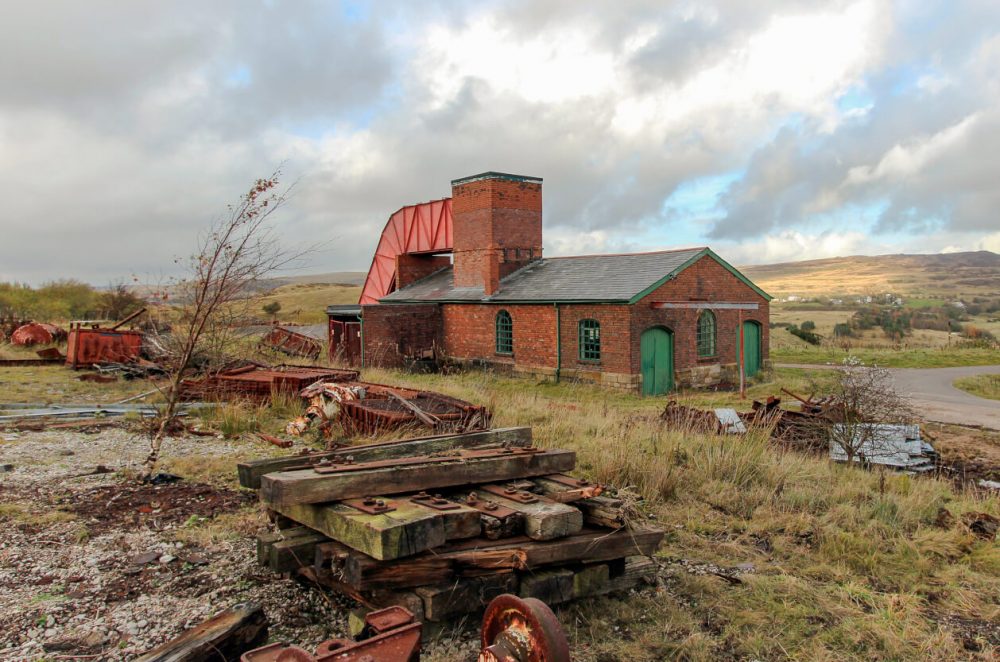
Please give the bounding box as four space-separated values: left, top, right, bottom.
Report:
704 248 773 301
626 248 772 304
450 172 543 186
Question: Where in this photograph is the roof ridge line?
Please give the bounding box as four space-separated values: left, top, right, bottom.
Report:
543 246 707 260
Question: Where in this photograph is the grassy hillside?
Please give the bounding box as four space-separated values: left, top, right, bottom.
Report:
742 251 1000 299
254 282 361 324
269 271 367 287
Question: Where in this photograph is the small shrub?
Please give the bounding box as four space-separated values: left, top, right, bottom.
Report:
788 324 822 345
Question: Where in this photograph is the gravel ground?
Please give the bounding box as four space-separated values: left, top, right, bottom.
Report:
0 427 362 660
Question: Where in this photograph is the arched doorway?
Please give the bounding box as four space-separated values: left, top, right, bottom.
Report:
640 327 674 395
737 320 762 378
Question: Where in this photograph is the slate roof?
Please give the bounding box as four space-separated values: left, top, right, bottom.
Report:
379 247 767 304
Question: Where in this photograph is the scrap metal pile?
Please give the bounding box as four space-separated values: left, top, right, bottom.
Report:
661 390 842 451
179 364 359 402
661 390 938 471
287 381 491 438
259 324 326 360
137 594 571 662
238 427 664 625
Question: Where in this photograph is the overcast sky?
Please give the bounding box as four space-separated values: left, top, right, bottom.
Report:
2 1 999 285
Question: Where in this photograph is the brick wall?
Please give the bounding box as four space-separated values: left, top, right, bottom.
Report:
441 303 556 372
362 303 442 367
556 304 632 375
630 255 770 383
395 254 450 290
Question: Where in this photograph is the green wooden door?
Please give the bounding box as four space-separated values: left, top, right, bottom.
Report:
737 321 762 378
640 327 673 395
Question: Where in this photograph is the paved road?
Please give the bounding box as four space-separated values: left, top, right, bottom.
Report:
777 363 1000 430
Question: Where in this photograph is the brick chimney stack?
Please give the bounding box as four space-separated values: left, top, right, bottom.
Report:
450 172 543 295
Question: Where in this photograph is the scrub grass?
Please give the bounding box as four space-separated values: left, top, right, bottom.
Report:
953 374 1000 401
359 366 1000 660
772 345 1000 368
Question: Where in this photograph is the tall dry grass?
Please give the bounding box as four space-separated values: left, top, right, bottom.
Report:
355 366 1000 661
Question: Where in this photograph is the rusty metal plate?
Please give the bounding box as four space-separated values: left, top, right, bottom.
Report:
541 474 592 489
410 493 461 511
462 492 519 519
364 605 415 634
479 484 539 504
341 497 396 515
537 474 605 502
311 447 543 474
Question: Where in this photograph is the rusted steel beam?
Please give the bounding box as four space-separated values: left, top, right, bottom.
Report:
241 606 420 662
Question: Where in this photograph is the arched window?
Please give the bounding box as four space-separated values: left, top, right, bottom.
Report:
696 310 716 357
578 319 601 361
495 310 513 355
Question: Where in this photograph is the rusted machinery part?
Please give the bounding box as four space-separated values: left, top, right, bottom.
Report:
479 594 571 662
240 597 569 662
240 605 421 662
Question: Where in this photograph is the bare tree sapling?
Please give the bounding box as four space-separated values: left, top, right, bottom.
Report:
140 171 299 480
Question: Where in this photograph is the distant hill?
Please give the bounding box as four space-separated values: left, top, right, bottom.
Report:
740 251 1000 299
270 271 367 287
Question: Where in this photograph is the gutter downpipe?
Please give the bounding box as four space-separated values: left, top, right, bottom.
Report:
358 311 365 370
554 303 561 383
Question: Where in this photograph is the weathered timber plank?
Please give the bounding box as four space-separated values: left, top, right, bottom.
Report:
256 531 281 565
410 500 482 540
532 475 604 503
260 449 576 507
575 496 627 529
269 531 330 573
519 568 574 604
472 489 582 541
604 556 657 592
324 528 661 592
273 500 446 560
257 526 316 566
572 563 611 598
134 603 267 661
314 539 525 591
416 572 519 621
238 427 533 488
441 527 665 568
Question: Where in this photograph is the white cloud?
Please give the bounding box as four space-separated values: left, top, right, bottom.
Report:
720 229 873 265
844 112 980 185
416 18 620 107
613 0 887 137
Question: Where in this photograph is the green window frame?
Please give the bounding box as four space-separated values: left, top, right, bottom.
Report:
495 310 513 355
578 319 601 361
696 310 716 357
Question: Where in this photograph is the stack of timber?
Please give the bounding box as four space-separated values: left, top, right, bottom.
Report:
240 426 664 622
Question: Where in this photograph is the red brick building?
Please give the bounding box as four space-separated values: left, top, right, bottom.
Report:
358 172 771 394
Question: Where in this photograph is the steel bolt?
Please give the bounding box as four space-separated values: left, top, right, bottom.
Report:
363 496 376 506
484 502 498 511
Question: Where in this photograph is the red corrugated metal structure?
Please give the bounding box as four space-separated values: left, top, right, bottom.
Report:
358 199 453 305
